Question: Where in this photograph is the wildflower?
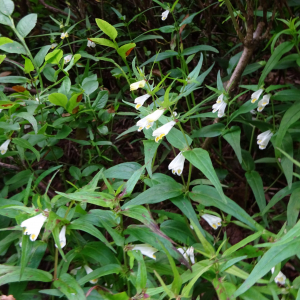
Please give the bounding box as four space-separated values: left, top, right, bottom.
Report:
152 120 176 142
257 94 270 112
87 40 96 48
172 111 178 117
84 265 98 284
136 108 164 131
178 247 195 264
216 93 224 104
201 214 222 230
51 43 57 49
0 139 10 155
64 55 72 64
24 125 31 129
132 244 158 260
271 267 286 285
212 99 227 118
61 32 69 39
257 130 273 150
55 226 66 249
70 266 82 275
168 152 185 176
134 94 151 109
161 10 169 21
130 80 146 91
35 97 39 102
20 210 48 241
251 89 263 103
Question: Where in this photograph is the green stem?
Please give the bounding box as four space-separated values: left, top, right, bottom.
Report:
186 162 193 192
177 122 190 149
54 248 59 280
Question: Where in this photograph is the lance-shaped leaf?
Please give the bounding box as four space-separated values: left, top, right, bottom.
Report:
95 18 118 40
117 43 136 59
89 37 117 49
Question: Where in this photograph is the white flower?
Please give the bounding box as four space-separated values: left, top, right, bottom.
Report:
20 211 48 241
55 225 66 249
216 93 224 104
134 94 151 109
251 89 263 103
161 10 169 21
84 265 98 284
257 94 270 112
271 267 286 285
168 152 185 176
178 247 195 264
257 130 273 150
132 244 158 260
24 125 31 129
61 32 69 39
0 139 10 155
64 55 72 64
136 108 164 131
70 266 82 275
0 109 2 113
87 40 96 48
152 120 176 142
212 101 227 118
130 80 146 91
51 43 57 49
35 97 39 102
172 111 178 117
201 214 222 230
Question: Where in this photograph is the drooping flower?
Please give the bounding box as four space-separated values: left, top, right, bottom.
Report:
51 43 57 49
60 32 69 39
168 152 185 176
161 10 170 21
55 225 66 249
134 94 151 109
132 244 158 260
271 267 286 285
87 40 96 48
216 93 224 104
257 130 273 150
0 139 10 155
20 211 48 241
84 265 98 284
152 120 176 143
251 89 263 103
257 94 270 112
178 247 195 264
136 108 164 131
201 214 222 230
212 100 227 118
130 80 146 91
64 55 72 64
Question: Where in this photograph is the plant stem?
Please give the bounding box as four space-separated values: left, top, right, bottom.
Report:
54 248 59 280
177 122 190 149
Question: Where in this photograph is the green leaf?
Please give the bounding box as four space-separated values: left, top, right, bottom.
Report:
0 37 12 46
140 51 178 67
13 138 40 161
45 49 63 65
159 25 175 33
0 12 11 26
23 56 34 73
191 123 225 138
90 37 117 49
48 93 68 109
183 149 226 203
181 45 219 56
223 126 242 163
143 140 159 178
0 54 5 64
53 274 85 300
17 112 38 134
245 171 266 213
124 164 146 197
0 122 20 131
117 43 136 59
258 41 294 86
104 162 142 179
82 80 98 95
122 182 183 208
95 18 118 40
0 40 27 54
0 0 14 16
16 13 37 37
281 133 293 187
33 45 52 67
287 188 300 229
166 127 192 150
92 90 108 110
0 76 29 83
134 34 164 43
234 236 300 297
272 89 300 101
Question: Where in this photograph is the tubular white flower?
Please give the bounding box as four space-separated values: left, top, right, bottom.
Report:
51 43 57 49
178 247 195 264
134 94 151 109
152 120 176 143
84 265 98 284
61 32 69 39
20 212 48 241
136 108 164 131
216 93 224 104
251 89 263 103
168 152 185 176
55 225 66 249
271 267 286 285
201 214 222 230
257 94 270 112
130 80 146 91
64 55 72 64
0 139 10 155
257 130 273 150
161 10 170 21
132 244 158 260
212 101 227 118
87 40 96 48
